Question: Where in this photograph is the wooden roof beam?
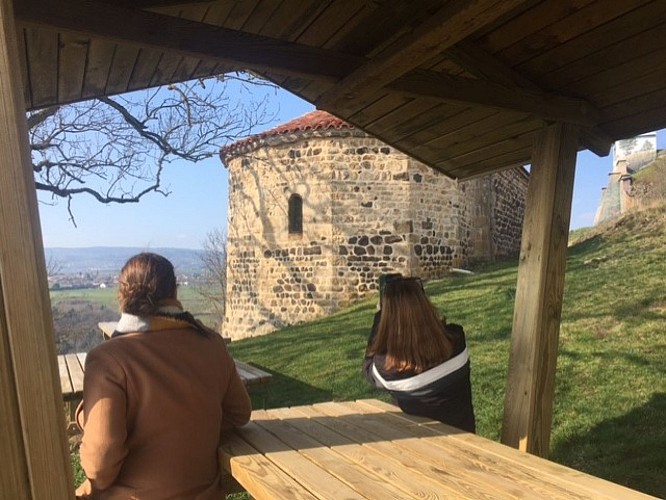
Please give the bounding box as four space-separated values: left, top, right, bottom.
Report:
447 41 613 156
14 0 359 81
316 0 531 112
389 70 601 128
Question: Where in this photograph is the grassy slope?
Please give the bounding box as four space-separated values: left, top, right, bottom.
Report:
228 208 666 497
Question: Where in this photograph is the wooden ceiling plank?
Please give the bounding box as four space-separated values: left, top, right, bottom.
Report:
602 103 666 140
316 0 530 111
241 0 283 35
361 98 441 136
449 155 529 180
414 117 537 162
397 106 491 147
387 70 601 127
563 52 666 110
190 59 225 80
24 26 58 107
273 0 332 41
127 48 162 91
171 54 202 83
177 3 211 23
498 0 651 68
150 52 184 87
477 0 596 54
15 0 359 81
382 103 469 144
294 0 364 49
347 93 413 126
600 87 666 125
441 137 534 174
541 18 666 91
15 27 31 108
224 0 260 31
109 0 214 8
81 38 115 98
105 44 140 95
200 2 235 27
58 32 88 103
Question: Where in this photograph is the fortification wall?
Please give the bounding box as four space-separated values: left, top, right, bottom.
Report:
224 130 527 340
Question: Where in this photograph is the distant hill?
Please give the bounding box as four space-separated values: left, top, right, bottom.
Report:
44 247 204 274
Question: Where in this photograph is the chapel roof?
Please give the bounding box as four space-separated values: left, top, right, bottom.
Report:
220 110 356 162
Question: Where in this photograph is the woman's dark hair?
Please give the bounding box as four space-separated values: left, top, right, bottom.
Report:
118 253 177 315
367 277 454 373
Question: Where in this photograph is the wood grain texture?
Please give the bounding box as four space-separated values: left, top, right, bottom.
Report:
0 0 73 497
501 123 579 458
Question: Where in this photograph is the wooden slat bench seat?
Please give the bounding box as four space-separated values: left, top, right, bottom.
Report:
218 399 657 500
58 352 271 428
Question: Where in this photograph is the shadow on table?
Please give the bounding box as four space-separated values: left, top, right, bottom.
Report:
550 392 666 498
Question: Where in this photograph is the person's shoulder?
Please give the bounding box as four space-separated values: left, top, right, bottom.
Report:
445 322 465 335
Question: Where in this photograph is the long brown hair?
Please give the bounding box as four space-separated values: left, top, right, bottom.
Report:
118 253 177 315
367 277 454 373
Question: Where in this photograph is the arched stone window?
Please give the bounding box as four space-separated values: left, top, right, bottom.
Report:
288 194 303 234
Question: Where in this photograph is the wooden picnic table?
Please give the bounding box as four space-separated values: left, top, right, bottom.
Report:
58 352 271 426
218 399 656 500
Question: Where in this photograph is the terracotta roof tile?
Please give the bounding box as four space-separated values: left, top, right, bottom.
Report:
220 110 354 160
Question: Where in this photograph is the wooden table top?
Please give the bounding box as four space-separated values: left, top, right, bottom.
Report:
57 352 270 400
219 399 655 500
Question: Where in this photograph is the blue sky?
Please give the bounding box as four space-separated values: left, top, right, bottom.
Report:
38 85 665 249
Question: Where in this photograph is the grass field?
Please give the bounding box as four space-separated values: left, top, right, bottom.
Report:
68 208 666 497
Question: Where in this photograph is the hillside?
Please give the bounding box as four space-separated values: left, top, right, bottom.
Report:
45 246 204 274
630 151 666 209
227 207 666 497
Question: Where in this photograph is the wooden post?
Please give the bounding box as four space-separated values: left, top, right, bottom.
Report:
0 0 74 497
501 122 578 457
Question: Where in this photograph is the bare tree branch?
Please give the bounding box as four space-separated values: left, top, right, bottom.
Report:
29 73 278 211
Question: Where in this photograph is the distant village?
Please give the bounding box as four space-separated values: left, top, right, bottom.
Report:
47 271 201 291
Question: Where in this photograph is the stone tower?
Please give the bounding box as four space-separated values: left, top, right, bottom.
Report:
220 111 528 340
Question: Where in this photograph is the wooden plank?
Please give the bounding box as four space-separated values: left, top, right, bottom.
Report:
495 0 651 67
254 409 409 499
57 354 72 397
24 26 58 107
15 27 31 108
317 0 531 112
58 32 88 103
501 123 579 458
127 47 163 91
281 406 474 499
517 0 664 80
235 361 272 384
0 0 73 497
105 44 140 95
170 55 202 84
237 420 367 499
219 432 319 500
81 38 115 99
358 399 656 500
65 353 84 394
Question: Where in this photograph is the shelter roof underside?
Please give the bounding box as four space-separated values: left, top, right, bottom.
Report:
13 0 666 180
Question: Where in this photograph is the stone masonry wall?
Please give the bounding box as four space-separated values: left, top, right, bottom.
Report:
223 130 527 340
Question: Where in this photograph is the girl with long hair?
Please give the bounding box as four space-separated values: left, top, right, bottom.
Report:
363 276 476 432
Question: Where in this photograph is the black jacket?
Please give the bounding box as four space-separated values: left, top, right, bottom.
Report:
363 312 476 433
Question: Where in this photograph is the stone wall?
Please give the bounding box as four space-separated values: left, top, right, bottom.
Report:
223 130 527 340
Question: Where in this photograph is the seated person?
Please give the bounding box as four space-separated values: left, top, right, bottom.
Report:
363 275 476 433
76 252 251 499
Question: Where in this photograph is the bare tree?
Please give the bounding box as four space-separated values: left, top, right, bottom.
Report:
198 228 228 331
29 73 277 222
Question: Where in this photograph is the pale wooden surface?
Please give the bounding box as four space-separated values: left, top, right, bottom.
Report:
0 0 74 497
220 399 656 500
502 123 579 457
58 353 271 402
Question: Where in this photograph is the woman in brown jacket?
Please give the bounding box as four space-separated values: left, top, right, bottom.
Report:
76 253 251 499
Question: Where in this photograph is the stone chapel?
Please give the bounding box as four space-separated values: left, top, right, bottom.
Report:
220 110 528 339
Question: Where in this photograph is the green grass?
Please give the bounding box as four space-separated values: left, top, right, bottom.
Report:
70 208 666 497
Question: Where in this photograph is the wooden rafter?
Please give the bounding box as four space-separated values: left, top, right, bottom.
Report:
15 0 607 133
316 0 531 110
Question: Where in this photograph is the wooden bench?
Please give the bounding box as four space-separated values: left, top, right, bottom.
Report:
58 352 272 429
218 399 656 499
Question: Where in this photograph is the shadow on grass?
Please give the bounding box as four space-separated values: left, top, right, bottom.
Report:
245 363 333 411
550 393 666 498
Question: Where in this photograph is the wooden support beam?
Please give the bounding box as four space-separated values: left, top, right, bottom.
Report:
390 70 601 127
0 0 73 497
501 122 579 458
14 0 359 81
316 0 530 110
